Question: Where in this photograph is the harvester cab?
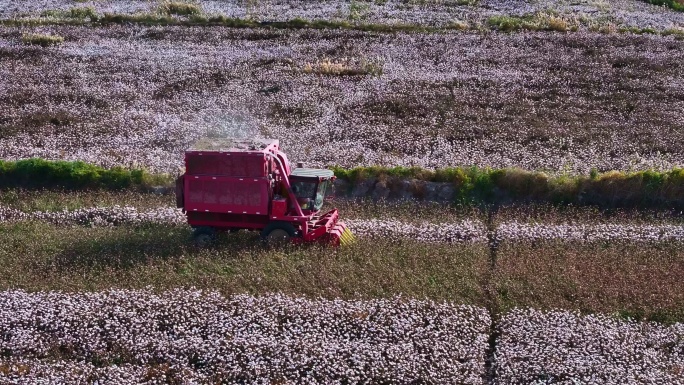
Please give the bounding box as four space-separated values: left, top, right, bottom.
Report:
175 138 354 247
289 168 334 213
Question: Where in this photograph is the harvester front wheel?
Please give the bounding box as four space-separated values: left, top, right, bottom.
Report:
261 222 296 247
192 226 216 248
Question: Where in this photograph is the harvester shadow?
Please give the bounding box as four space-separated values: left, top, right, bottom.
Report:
53 226 265 271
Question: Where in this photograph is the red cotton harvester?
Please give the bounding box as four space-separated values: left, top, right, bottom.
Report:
175 138 354 247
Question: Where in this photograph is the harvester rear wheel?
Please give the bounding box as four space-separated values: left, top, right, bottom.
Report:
261 222 296 247
192 226 216 248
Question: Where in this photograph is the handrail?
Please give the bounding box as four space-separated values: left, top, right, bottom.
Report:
268 153 304 217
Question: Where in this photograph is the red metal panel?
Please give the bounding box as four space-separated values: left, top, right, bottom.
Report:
185 176 270 215
187 212 270 229
271 199 287 217
185 153 268 177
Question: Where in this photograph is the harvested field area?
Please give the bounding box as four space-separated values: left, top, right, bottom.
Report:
0 202 682 317
1 25 683 173
0 221 490 300
493 240 684 323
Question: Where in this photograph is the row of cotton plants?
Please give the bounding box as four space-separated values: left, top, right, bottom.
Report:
0 289 490 384
0 205 489 242
2 0 683 30
2 205 683 243
495 308 684 384
0 359 204 384
1 26 682 174
0 205 188 226
344 218 488 243
495 221 684 243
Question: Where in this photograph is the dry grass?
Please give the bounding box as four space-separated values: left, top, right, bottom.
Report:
494 169 552 200
545 15 571 32
663 26 684 38
302 57 383 76
0 221 488 302
447 20 470 30
348 0 371 21
486 13 579 32
493 240 684 323
21 33 63 47
158 1 202 16
68 6 98 20
589 22 618 34
0 363 30 376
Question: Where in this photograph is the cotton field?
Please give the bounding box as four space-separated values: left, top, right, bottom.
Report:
0 289 490 384
3 0 684 30
496 309 684 384
0 290 682 383
2 0 683 382
1 25 683 173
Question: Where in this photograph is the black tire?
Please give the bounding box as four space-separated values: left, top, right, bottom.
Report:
192 226 216 248
261 222 296 247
